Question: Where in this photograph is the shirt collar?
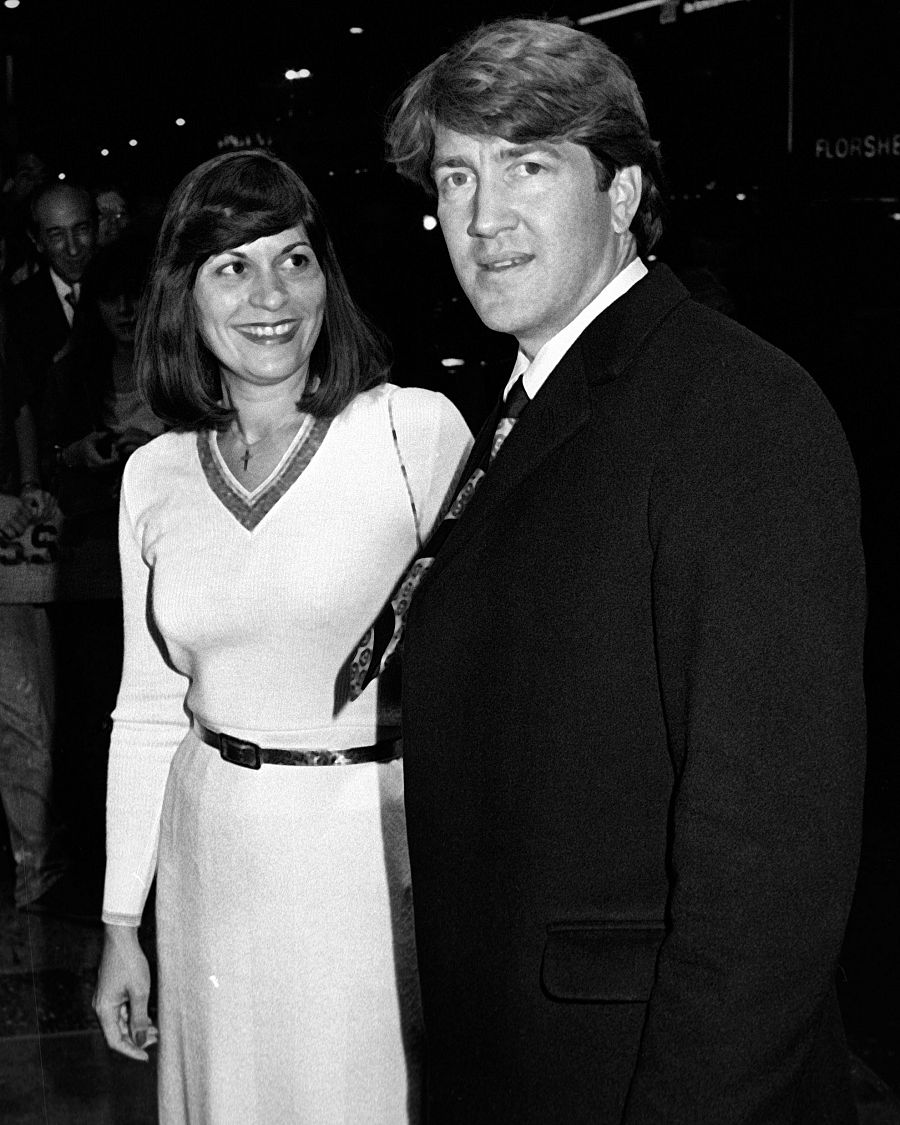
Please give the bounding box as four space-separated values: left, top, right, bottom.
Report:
504 257 648 401
49 269 79 322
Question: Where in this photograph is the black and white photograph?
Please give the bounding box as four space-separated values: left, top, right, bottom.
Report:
0 2 897 1121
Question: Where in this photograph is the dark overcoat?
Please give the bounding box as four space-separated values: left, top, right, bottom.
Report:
402 264 867 1124
5 267 71 418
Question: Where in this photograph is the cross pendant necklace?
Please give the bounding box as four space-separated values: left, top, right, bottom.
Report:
233 425 264 474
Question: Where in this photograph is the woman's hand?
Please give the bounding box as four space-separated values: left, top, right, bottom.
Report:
93 924 158 1061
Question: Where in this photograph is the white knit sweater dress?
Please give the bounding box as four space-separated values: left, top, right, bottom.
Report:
102 383 472 1124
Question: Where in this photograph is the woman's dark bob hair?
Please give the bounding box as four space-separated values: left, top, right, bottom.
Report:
136 148 389 429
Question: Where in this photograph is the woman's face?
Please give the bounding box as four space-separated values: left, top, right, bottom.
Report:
192 225 326 398
98 290 137 346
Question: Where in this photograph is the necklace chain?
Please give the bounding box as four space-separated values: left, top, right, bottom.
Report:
231 418 301 474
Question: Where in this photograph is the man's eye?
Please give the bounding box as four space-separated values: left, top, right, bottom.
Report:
440 171 470 192
516 161 544 176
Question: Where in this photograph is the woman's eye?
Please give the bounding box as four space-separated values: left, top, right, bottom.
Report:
286 253 310 269
218 261 245 276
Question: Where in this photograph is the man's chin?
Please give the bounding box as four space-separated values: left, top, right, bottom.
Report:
467 297 524 339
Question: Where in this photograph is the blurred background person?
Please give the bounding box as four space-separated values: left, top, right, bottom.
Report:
5 180 98 422
93 149 471 1123
0 289 75 920
93 183 131 248
40 226 161 876
0 148 48 286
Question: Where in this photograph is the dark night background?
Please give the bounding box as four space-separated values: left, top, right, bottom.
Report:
2 0 898 1109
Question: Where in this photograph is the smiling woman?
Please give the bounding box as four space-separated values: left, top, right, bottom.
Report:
193 227 328 482
91 149 473 1124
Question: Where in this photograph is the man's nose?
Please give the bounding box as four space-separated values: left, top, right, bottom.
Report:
467 181 517 238
64 231 82 256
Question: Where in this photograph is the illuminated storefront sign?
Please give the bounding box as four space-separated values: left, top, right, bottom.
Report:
815 135 900 160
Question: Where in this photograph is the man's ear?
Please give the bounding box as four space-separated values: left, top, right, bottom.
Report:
609 165 642 235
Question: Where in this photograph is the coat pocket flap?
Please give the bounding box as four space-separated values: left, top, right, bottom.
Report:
541 921 665 1003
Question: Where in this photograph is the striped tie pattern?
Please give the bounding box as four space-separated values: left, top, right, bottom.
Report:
347 376 530 700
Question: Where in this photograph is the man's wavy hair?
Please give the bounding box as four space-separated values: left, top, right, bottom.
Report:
137 149 389 430
387 18 665 255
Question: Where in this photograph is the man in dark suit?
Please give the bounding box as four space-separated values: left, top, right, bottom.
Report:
384 18 866 1123
6 180 98 420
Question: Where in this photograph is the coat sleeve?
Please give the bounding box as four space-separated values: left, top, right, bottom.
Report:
623 355 867 1123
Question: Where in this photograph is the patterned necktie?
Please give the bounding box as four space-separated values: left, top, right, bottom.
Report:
347 376 530 700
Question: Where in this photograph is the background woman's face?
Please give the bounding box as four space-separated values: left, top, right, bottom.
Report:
192 225 326 397
98 289 137 346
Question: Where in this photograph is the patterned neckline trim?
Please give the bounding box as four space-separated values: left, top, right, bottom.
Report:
197 415 332 531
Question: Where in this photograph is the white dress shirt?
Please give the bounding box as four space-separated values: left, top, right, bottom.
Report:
504 258 648 401
50 269 80 327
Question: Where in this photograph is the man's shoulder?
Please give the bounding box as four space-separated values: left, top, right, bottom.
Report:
6 269 59 330
578 268 846 463
8 267 54 304
589 268 816 403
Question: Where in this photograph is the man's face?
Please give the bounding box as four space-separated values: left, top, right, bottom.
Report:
96 189 130 247
433 127 639 358
33 187 98 284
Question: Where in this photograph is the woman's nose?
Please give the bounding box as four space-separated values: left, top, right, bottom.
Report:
249 268 287 310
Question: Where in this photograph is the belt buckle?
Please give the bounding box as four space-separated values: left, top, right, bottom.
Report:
219 733 262 770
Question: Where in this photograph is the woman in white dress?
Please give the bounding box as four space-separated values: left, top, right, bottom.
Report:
92 149 472 1124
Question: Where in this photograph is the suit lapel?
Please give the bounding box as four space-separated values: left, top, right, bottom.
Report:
424 264 692 587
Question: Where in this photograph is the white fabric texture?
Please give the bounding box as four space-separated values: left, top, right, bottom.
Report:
103 381 471 923
156 729 422 1124
102 382 471 1122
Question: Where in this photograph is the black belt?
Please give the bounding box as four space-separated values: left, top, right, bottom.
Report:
195 721 401 770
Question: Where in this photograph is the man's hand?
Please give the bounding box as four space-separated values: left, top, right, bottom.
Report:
0 494 30 539
62 431 119 471
113 428 154 461
19 485 58 524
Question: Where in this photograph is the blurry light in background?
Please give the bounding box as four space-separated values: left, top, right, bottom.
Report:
100 148 110 156
4 1 21 10
57 172 66 180
129 138 138 147
441 358 466 368
285 68 312 80
736 192 747 201
891 212 900 222
349 26 364 34
422 215 438 231
175 118 186 127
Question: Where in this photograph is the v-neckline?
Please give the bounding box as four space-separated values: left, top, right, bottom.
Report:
197 415 331 531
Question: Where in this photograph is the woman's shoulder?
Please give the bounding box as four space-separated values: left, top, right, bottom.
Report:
127 428 195 464
347 382 468 430
122 429 197 490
